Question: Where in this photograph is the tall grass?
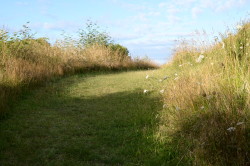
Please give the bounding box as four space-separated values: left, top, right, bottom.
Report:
0 25 158 114
158 22 250 165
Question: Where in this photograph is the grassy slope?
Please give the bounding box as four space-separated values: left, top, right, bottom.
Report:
0 70 182 166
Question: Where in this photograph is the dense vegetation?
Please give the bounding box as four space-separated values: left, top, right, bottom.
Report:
0 21 157 114
157 22 250 165
0 20 249 166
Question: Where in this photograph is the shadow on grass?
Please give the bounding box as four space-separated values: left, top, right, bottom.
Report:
168 110 249 166
0 71 135 118
0 69 155 118
0 74 180 166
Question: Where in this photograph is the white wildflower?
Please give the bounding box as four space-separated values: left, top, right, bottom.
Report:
200 106 205 110
222 42 225 49
146 75 149 79
227 127 236 132
160 89 164 94
179 64 182 67
174 73 178 76
240 46 243 49
206 95 213 100
196 54 205 63
236 25 243 30
236 122 244 126
143 89 149 94
163 76 168 80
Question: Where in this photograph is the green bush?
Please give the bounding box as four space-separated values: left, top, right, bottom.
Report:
108 44 130 61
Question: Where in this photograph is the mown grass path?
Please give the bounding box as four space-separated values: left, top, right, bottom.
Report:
0 71 168 166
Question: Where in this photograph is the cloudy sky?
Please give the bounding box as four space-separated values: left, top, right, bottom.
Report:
1 0 249 64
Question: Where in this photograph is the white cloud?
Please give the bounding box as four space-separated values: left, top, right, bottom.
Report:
199 0 247 12
167 15 182 24
111 33 141 41
31 21 80 31
158 2 168 8
167 5 180 15
109 0 150 11
148 12 161 16
191 7 203 18
15 1 29 6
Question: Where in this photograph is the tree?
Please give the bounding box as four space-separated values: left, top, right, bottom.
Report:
78 20 113 47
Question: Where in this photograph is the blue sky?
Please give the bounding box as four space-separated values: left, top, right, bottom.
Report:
1 0 249 64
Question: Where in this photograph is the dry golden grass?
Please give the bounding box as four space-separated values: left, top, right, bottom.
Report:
157 22 250 165
0 35 158 114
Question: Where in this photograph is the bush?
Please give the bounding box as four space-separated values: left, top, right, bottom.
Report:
108 44 130 61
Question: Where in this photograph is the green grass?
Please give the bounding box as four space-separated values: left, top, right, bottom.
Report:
0 70 184 166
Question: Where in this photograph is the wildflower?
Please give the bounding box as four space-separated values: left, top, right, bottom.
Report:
222 42 225 49
200 106 205 110
179 64 182 67
175 106 180 111
143 89 149 94
163 76 168 80
174 73 178 76
197 82 202 85
227 127 236 132
206 95 213 100
240 46 243 49
196 54 205 63
160 89 164 94
236 122 244 126
146 75 149 79
236 25 243 30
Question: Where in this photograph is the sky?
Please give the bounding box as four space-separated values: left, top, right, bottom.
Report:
0 0 249 64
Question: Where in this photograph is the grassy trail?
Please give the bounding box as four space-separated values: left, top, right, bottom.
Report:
0 71 170 166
